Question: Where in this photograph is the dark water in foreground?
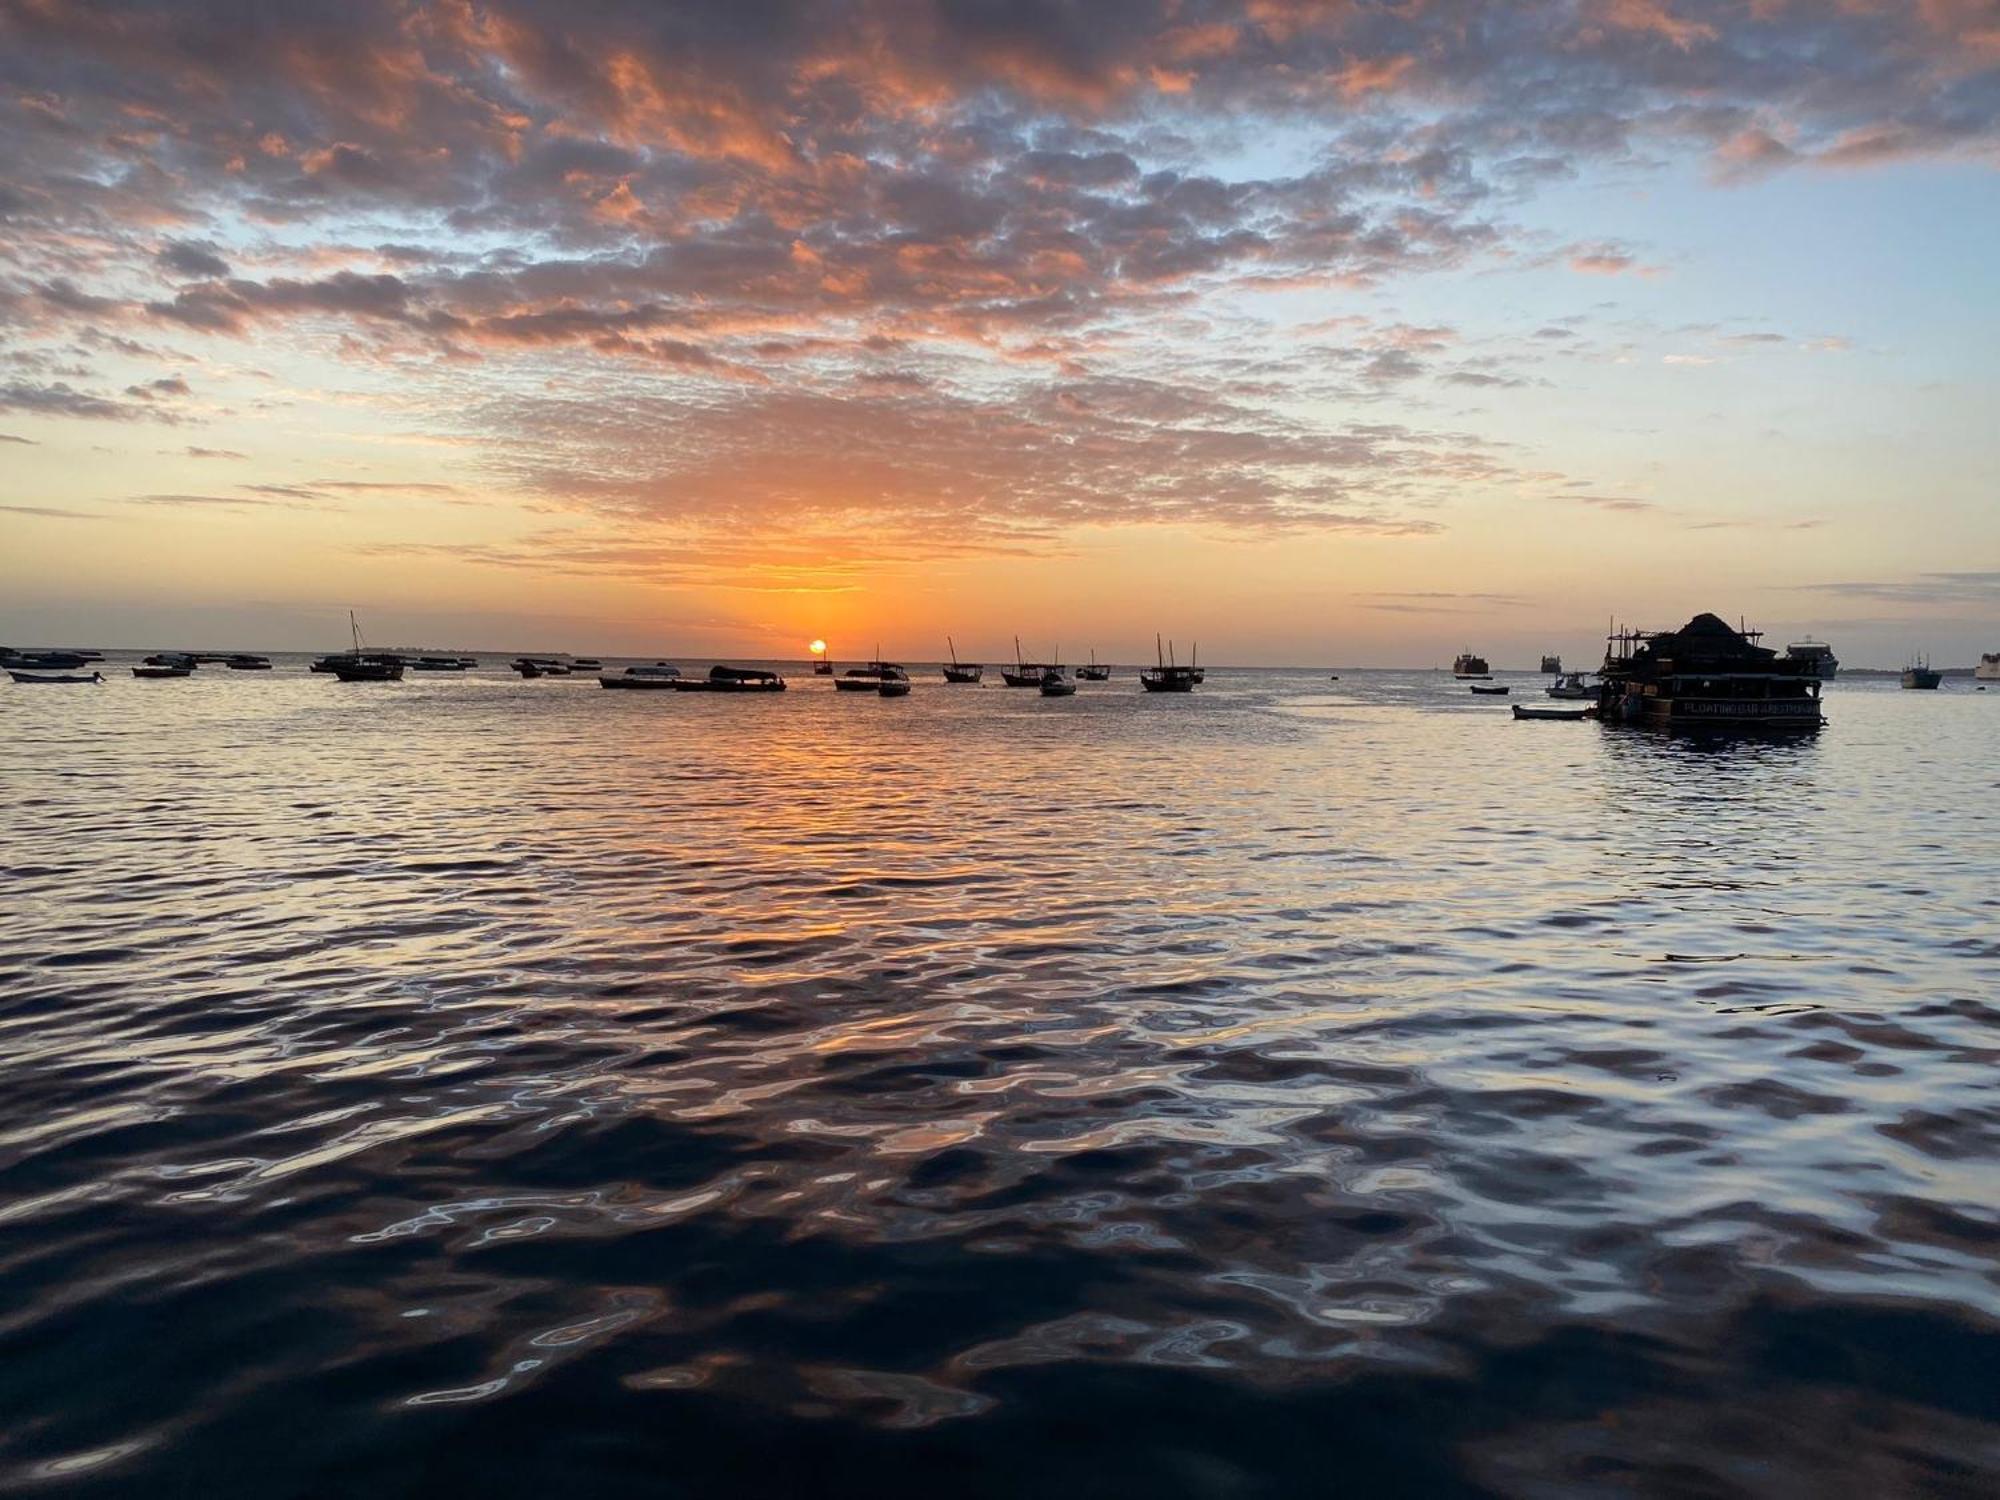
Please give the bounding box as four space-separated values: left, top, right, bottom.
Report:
3 662 1996 1497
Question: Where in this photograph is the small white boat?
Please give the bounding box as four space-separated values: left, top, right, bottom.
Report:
1546 672 1593 700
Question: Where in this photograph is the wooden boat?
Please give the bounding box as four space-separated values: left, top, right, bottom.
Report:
512 657 571 678
145 652 199 670
1074 650 1109 681
1597 613 1821 729
132 664 192 679
836 647 902 691
1546 672 1592 700
1000 636 1055 687
1901 656 1942 689
1039 667 1075 697
1470 684 1510 695
224 654 272 670
672 666 786 693
1452 652 1491 679
329 612 403 681
9 670 103 684
411 656 468 672
1140 634 1199 693
599 663 682 689
876 664 911 697
942 637 983 683
1513 704 1592 721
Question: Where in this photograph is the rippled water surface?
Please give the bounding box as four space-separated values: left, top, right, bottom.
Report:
4 661 1997 1497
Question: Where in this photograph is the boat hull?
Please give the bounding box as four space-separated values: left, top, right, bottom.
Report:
1901 671 1942 690
833 677 881 691
132 666 192 679
599 676 678 689
9 671 101 684
942 666 983 683
1608 694 1821 729
330 664 403 682
671 680 785 693
877 682 911 697
1513 705 1592 721
1139 676 1195 693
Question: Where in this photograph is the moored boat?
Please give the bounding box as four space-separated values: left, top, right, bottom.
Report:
1546 672 1592 700
876 664 912 697
1000 637 1055 688
1784 639 1840 680
672 665 786 693
1513 704 1592 721
224 654 272 670
132 663 192 679
328 612 403 681
9 669 103 684
599 663 682 689
1140 634 1199 693
1597 613 1822 729
512 657 571 678
1539 654 1562 674
1470 684 1510 695
1074 649 1109 681
1977 652 2000 682
1039 666 1075 697
942 637 983 683
411 656 468 672
1901 656 1942 690
1452 652 1491 680
0 649 94 670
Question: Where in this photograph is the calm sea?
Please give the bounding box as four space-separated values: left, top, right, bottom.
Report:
3 660 1996 1497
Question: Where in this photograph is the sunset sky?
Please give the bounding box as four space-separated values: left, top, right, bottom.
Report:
2 0 1995 665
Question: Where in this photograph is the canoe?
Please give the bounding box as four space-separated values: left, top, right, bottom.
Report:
132 665 192 679
1470 684 1510 695
1512 704 1593 721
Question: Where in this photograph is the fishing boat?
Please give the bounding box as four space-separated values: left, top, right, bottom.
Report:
1000 637 1056 688
1039 666 1076 697
1784 639 1840 680
1074 650 1110 682
1452 652 1491 680
1470 684 1510 696
942 637 983 683
1140 635 1199 693
1539 654 1562 674
1 649 94 670
1977 652 2000 682
132 663 192 679
329 612 403 682
511 657 571 678
1513 704 1592 721
835 649 902 692
599 663 682 689
876 664 912 698
224 654 272 670
672 666 786 693
1597 613 1822 729
8 669 103 684
1546 672 1592 700
1901 655 1942 690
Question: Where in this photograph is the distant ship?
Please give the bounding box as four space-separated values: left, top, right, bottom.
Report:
1785 639 1839 679
1452 652 1490 679
1597 613 1821 729
1977 652 2000 682
1901 655 1942 690
1539 654 1561 674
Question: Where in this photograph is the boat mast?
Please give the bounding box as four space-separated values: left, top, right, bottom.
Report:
948 635 958 667
350 610 362 655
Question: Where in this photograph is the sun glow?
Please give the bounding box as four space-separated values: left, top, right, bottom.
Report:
809 640 827 655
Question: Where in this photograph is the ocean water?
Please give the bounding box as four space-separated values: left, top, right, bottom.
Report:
2 661 1996 1497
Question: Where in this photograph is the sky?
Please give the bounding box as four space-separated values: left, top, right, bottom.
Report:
1 0 1996 666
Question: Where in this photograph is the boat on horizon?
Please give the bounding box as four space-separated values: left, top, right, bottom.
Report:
1785 638 1840 680
1001 637 1056 688
1 648 95 671
673 665 786 693
942 637 983 683
1039 663 1075 696
835 648 903 692
132 661 193 679
1597 613 1821 729
1901 655 1942 690
599 663 683 689
1539 653 1562 674
512 657 571 678
8 669 103 684
1453 652 1491 680
1075 649 1109 681
329 613 403 682
1140 635 1200 693
224 654 272 670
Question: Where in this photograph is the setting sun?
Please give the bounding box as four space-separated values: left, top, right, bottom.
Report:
809 640 827 655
